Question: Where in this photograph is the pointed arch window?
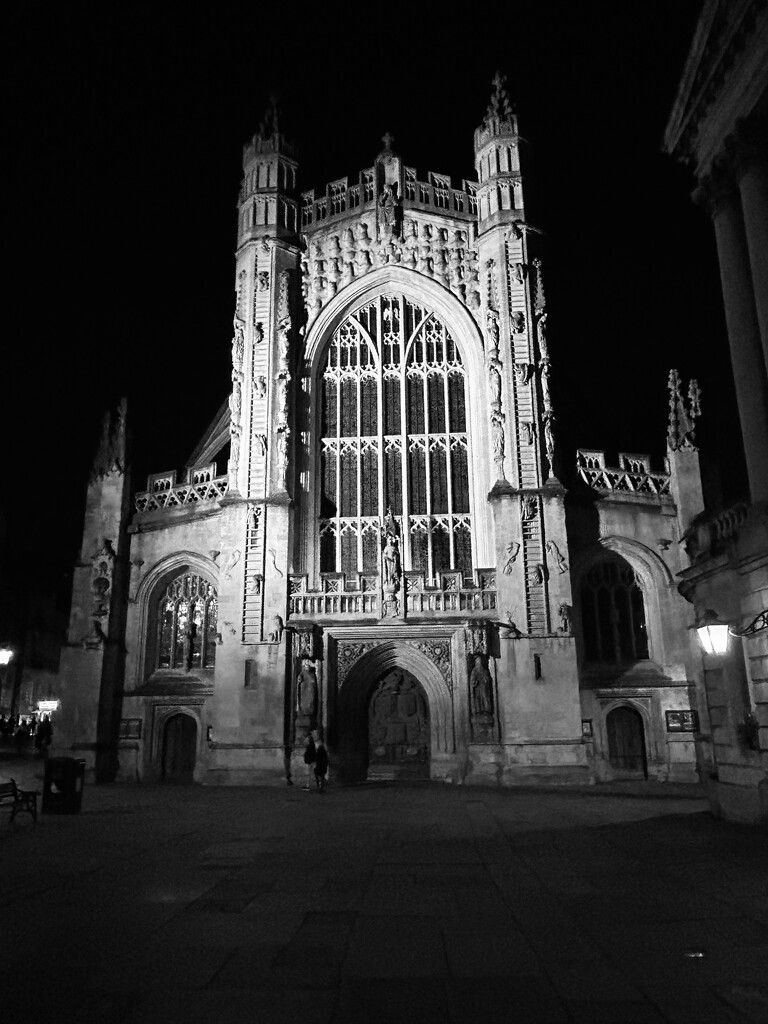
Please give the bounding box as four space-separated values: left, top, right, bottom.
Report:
319 294 473 581
157 573 218 671
580 556 648 663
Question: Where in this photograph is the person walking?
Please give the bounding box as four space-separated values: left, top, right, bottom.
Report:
314 736 329 793
302 732 316 791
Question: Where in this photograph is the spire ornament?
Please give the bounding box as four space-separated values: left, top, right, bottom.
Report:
91 398 127 482
667 369 701 451
485 71 514 126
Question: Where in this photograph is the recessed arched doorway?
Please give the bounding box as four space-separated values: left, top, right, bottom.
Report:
606 705 647 777
162 713 197 782
367 669 430 781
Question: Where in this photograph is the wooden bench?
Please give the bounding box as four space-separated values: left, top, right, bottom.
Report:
0 779 40 824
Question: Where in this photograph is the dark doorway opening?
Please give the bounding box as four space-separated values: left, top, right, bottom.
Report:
162 713 197 782
606 705 648 777
367 669 430 781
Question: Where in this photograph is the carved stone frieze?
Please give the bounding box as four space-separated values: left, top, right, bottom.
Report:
545 540 568 574
406 639 452 689
520 495 538 521
464 622 488 655
337 641 380 686
503 540 520 575
91 539 115 619
301 218 480 326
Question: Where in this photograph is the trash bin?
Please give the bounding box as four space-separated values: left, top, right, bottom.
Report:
42 757 85 814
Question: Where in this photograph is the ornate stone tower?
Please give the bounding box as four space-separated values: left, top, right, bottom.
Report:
475 75 582 777
56 400 131 780
206 104 301 776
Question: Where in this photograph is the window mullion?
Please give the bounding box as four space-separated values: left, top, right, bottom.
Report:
423 358 433 583
399 296 410 569
377 298 385 534
335 359 341 573
356 361 362 573
443 361 455 570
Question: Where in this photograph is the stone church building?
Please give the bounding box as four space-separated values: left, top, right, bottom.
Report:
55 79 709 789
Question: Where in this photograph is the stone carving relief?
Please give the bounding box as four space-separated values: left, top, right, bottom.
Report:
533 259 557 479
528 563 546 587
248 503 262 537
254 322 264 345
514 361 534 387
510 311 525 334
407 640 452 688
520 495 538 521
91 539 116 619
512 262 527 285
128 558 145 603
464 622 488 655
667 369 701 451
469 655 494 717
229 310 246 479
300 218 481 325
546 540 568 574
558 603 572 635
254 374 267 399
521 421 535 445
246 574 262 596
295 659 319 728
257 271 270 292
337 641 380 687
503 541 520 575
491 411 506 478
269 614 284 643
255 434 267 458
222 549 241 580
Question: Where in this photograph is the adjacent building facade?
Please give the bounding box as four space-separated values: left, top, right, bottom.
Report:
54 79 712 793
664 0 768 823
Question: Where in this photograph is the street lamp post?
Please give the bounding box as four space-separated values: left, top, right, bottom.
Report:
695 609 768 656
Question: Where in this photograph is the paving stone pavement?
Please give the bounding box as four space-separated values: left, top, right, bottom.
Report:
1 755 767 1024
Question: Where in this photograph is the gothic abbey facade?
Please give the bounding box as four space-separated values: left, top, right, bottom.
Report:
55 80 710 789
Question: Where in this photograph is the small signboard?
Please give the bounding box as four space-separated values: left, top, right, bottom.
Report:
38 700 60 713
665 710 699 733
119 718 142 739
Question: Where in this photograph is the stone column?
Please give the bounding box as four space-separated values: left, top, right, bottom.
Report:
736 151 768 377
698 166 768 503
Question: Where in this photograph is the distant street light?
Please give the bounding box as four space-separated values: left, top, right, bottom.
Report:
0 647 15 715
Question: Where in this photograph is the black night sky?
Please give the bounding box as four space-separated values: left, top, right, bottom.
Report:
4 2 745 635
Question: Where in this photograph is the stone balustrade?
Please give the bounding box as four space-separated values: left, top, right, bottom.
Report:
135 475 229 513
576 449 671 496
300 167 478 230
288 568 496 619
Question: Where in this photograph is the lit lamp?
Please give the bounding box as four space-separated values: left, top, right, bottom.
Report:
695 609 768 656
0 647 14 711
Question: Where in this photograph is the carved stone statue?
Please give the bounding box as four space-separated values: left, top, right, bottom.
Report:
558 603 572 635
382 535 401 586
270 615 284 643
296 660 318 719
470 655 493 716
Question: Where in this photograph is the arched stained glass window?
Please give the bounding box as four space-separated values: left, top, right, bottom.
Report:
319 295 473 581
580 557 648 663
157 574 218 671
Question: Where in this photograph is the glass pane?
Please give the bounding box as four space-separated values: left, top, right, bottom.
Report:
190 601 204 667
384 378 400 434
340 449 357 516
361 377 377 435
432 526 450 574
174 600 189 668
341 531 357 576
427 374 446 433
431 447 448 513
321 451 337 518
410 528 428 572
385 448 402 515
320 529 336 573
448 372 466 432
454 525 473 580
408 447 427 515
631 586 649 659
407 376 425 433
450 447 470 513
361 448 378 516
340 378 357 436
322 378 337 435
362 530 379 572
204 598 218 668
158 602 174 668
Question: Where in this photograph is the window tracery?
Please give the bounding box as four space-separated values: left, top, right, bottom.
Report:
580 557 648 663
319 295 473 582
157 574 218 671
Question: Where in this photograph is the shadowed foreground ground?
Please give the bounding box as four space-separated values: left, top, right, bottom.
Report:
1 757 766 1024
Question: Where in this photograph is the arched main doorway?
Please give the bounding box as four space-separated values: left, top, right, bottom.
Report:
606 705 647 777
162 713 197 782
368 669 430 781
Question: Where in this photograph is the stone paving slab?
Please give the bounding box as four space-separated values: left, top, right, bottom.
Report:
1 756 766 1023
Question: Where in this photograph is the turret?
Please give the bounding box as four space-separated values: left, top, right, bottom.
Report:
237 100 299 246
